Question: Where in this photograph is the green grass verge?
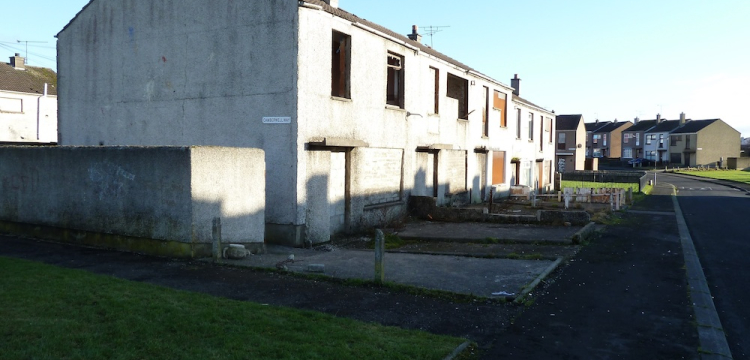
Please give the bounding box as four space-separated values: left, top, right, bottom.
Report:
0 257 468 360
560 180 640 193
676 169 750 185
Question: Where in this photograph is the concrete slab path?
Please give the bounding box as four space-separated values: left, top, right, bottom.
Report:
221 245 556 298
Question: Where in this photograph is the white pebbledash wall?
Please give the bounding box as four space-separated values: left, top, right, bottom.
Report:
57 0 299 244
0 90 57 143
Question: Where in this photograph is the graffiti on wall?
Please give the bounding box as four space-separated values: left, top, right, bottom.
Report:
88 162 136 200
1 169 40 194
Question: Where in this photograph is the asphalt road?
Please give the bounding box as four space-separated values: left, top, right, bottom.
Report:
660 172 750 359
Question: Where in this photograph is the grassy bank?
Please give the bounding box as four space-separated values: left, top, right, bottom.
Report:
0 257 467 360
676 169 750 185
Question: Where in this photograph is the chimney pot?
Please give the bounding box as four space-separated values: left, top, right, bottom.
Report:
10 54 25 70
322 0 338 8
510 74 520 96
407 24 422 43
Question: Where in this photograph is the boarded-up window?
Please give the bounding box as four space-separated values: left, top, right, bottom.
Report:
427 67 438 114
447 73 468 120
331 31 351 98
493 91 507 127
443 150 467 194
360 148 403 206
492 151 505 184
0 97 23 113
386 52 404 108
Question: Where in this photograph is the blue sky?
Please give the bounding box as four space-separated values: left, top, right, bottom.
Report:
2 0 748 136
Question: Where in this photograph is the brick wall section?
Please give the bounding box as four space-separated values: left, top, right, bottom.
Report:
359 148 403 207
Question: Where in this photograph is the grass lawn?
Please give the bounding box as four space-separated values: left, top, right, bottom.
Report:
0 257 468 360
560 180 640 193
676 169 750 185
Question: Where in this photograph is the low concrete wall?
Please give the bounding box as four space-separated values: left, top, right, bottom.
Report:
407 196 590 225
0 146 265 257
727 157 750 170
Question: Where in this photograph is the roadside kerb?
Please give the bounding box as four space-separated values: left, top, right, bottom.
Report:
571 221 597 244
513 257 564 304
670 185 733 359
443 341 473 360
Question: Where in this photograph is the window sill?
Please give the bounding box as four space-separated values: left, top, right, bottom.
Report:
481 136 489 139
457 118 469 123
331 96 352 102
384 105 405 112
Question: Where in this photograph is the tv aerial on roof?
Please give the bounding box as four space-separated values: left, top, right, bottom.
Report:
419 25 450 48
16 40 48 64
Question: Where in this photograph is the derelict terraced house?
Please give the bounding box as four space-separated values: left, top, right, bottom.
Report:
57 0 556 247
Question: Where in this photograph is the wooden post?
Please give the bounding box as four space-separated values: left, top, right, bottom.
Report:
212 217 222 263
557 190 561 202
374 229 385 284
627 188 633 204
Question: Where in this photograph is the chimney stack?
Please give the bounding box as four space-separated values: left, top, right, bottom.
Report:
680 112 686 125
407 25 422 43
634 117 639 124
511 74 520 96
656 113 661 123
10 53 25 70
322 0 338 8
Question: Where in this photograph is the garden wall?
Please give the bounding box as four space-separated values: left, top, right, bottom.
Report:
0 146 265 257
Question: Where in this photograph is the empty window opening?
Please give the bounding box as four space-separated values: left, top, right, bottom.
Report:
446 73 468 120
516 108 522 139
547 118 553 143
427 67 439 114
386 52 405 108
558 132 566 150
528 112 534 140
482 86 489 137
493 90 507 127
331 31 351 98
539 116 544 151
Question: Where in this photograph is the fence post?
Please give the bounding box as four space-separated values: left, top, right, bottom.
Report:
374 229 385 284
212 217 222 263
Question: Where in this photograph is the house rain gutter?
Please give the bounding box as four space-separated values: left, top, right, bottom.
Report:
352 22 420 53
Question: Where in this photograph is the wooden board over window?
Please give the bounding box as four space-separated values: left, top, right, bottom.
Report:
493 91 507 127
492 151 505 184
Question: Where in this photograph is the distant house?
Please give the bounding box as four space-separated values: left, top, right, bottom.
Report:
584 120 610 158
643 116 683 164
555 114 585 172
587 120 632 158
669 118 740 166
621 117 658 160
0 53 57 144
